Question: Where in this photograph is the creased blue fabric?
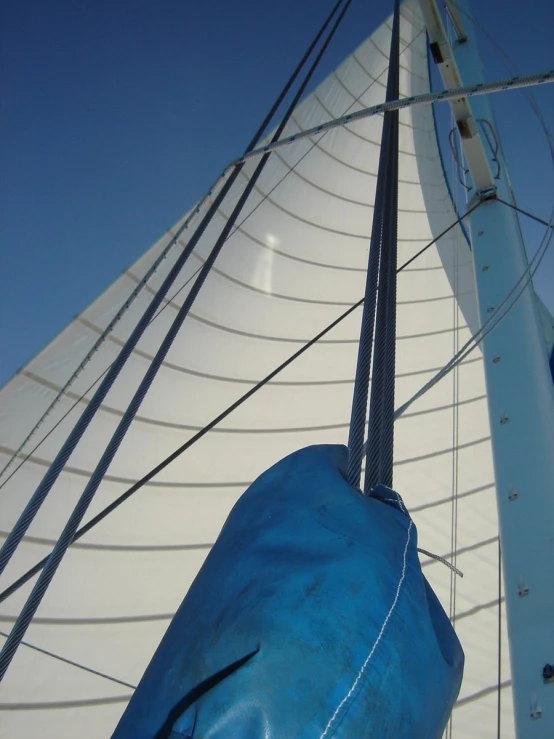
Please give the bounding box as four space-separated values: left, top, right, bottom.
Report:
112 444 463 739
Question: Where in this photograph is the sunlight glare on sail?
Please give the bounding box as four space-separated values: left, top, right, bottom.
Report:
251 232 279 295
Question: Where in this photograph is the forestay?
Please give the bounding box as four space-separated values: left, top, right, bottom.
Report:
0 0 512 736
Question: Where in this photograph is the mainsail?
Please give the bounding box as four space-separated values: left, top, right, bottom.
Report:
0 0 521 735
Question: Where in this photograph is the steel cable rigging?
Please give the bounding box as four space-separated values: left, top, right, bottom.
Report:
0 0 354 682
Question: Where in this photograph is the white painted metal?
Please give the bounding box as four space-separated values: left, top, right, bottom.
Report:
439 0 554 735
418 0 495 192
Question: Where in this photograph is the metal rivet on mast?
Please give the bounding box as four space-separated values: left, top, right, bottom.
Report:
529 694 542 720
518 579 530 597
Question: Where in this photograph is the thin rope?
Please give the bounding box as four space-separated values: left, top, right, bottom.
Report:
0 209 474 607
496 198 554 229
0 0 355 684
445 18 462 731
449 215 461 607
394 199 554 420
417 548 463 578
448 127 470 191
0 630 136 691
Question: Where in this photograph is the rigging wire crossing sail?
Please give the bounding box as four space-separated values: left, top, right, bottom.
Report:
0 0 354 682
112 5 464 735
0 0 553 736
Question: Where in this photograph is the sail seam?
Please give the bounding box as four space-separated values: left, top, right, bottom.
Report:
0 437 491 487
410 482 494 513
199 203 456 251
0 613 176 626
306 93 435 158
348 50 428 88
272 146 446 199
186 250 466 306
454 680 511 708
234 161 442 214
0 0 359 710
21 368 486 415
420 535 498 568
456 596 505 621
367 27 424 65
11 374 486 433
20 354 481 390
0 695 132 711
0 530 213 553
79 310 473 347
332 66 427 108
0 447 248 487
0 7 403 491
285 124 410 177
0 196 488 608
319 520 413 738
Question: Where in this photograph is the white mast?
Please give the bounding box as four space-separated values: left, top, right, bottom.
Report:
419 0 554 736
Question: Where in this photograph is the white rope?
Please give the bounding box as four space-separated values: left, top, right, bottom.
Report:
417 548 464 578
238 70 554 165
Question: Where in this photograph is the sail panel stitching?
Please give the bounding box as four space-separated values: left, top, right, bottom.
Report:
18 370 487 431
319 520 413 738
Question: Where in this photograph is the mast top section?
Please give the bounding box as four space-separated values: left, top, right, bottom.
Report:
418 0 495 192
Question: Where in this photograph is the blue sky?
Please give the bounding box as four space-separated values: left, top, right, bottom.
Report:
1 0 553 386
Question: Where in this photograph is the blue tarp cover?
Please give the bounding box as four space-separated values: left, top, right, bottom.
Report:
113 445 463 738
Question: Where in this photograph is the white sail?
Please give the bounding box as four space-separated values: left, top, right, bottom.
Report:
0 1 514 736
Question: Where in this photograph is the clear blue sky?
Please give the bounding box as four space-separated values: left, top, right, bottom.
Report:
1 0 553 386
